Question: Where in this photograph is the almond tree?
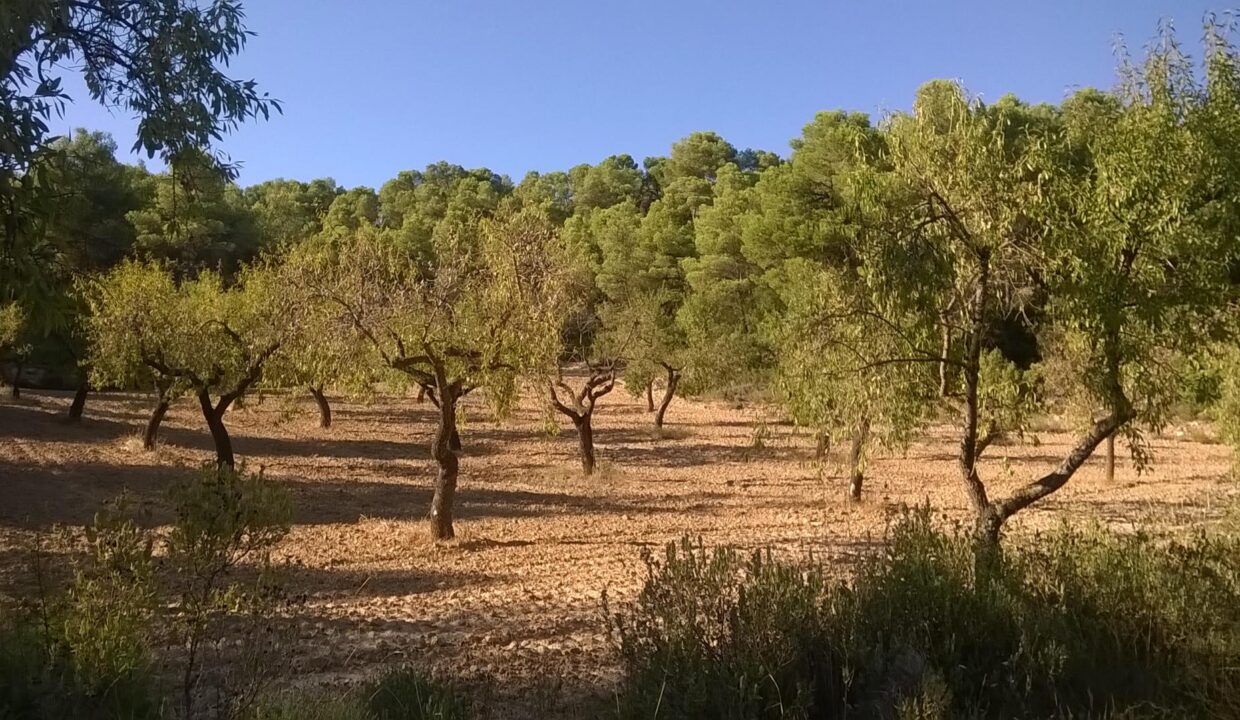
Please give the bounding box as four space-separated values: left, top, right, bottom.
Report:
548 361 616 476
87 260 296 467
293 208 573 540
847 23 1240 546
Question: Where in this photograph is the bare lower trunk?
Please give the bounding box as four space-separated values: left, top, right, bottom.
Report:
67 381 88 422
653 367 680 430
449 427 462 452
815 431 830 461
10 362 20 398
576 416 596 476
847 419 870 501
199 391 235 469
645 382 654 412
939 326 952 396
1105 434 1115 482
416 385 426 403
143 400 169 451
429 389 459 541
309 386 331 428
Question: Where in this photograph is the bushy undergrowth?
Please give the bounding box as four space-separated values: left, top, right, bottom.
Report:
246 668 469 720
609 511 1240 719
0 464 296 720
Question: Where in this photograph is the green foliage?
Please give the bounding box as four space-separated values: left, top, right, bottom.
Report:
0 464 293 720
364 667 470 720
63 498 156 693
2 0 277 340
0 617 162 720
86 259 298 408
127 153 261 276
248 693 370 720
611 513 1240 719
292 205 574 412
1214 347 1240 455
166 464 293 718
243 669 470 720
167 464 292 585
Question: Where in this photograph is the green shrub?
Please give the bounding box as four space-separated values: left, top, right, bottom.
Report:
0 498 162 720
364 667 470 720
610 510 1240 719
0 613 163 720
608 538 836 719
248 691 370 720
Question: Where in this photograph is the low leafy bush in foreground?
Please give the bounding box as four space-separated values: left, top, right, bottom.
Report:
0 463 295 720
247 668 469 720
609 510 1240 719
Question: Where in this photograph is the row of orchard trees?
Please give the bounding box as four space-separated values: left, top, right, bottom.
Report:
27 21 1240 546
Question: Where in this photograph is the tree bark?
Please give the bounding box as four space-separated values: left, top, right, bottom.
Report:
429 386 459 541
549 371 614 477
449 427 462 452
10 362 20 398
1105 434 1115 482
143 400 170 451
653 366 680 430
939 325 953 396
309 385 331 428
198 391 235 469
815 431 830 461
575 416 596 476
847 419 870 501
957 251 995 544
67 380 88 422
416 385 427 403
645 382 654 412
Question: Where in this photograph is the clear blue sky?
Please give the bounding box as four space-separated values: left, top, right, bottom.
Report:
54 0 1227 188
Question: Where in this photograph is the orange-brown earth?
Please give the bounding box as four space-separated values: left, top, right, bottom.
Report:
0 382 1235 718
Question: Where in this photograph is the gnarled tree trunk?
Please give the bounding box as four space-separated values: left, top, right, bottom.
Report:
575 417 595 475
549 369 615 477
815 431 831 461
143 380 173 451
67 380 88 422
309 385 331 428
1105 434 1115 482
199 391 236 469
653 364 680 430
847 419 870 501
429 385 459 540
955 249 1135 549
144 400 169 450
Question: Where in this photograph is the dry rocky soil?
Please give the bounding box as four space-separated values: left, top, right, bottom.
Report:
0 380 1235 718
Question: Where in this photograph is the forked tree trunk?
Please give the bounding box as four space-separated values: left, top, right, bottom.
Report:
67 381 88 422
429 387 459 540
954 250 1134 550
847 419 870 501
575 416 596 476
309 385 331 428
549 372 614 477
1105 434 1115 482
653 366 680 430
198 391 236 469
645 382 654 412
